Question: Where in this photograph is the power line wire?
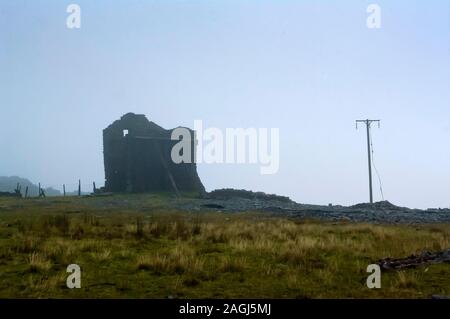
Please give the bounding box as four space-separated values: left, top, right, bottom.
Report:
369 128 385 201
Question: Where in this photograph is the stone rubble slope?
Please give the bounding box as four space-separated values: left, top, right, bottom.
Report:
172 189 450 224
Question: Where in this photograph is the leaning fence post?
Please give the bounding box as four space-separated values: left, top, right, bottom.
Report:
14 183 21 197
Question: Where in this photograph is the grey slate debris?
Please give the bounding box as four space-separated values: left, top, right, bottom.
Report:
171 190 450 224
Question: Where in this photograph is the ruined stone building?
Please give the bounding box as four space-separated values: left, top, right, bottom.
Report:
103 113 205 195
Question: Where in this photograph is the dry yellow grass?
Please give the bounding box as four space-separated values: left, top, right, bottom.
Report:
0 194 449 298
28 252 52 272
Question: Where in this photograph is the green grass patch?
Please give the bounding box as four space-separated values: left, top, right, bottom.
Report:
0 194 449 298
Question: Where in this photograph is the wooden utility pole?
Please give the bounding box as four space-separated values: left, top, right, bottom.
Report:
356 119 381 204
78 180 81 196
63 184 66 197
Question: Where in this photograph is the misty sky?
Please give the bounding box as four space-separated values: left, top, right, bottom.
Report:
1 0 449 208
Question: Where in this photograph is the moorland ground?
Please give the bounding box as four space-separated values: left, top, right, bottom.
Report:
0 194 449 298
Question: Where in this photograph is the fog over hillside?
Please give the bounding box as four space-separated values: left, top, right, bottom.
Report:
0 176 61 196
1 1 449 209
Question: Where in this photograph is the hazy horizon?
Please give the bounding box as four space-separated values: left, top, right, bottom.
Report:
1 1 449 209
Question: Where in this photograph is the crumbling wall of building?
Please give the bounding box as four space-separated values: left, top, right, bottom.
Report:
103 113 205 195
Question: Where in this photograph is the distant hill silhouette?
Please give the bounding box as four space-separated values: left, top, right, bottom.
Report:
0 176 61 197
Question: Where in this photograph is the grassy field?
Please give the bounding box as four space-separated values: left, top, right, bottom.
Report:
0 194 449 298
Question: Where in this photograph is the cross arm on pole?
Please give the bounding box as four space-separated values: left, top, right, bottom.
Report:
356 119 381 130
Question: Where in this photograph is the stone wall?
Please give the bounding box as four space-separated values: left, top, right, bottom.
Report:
103 113 205 195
